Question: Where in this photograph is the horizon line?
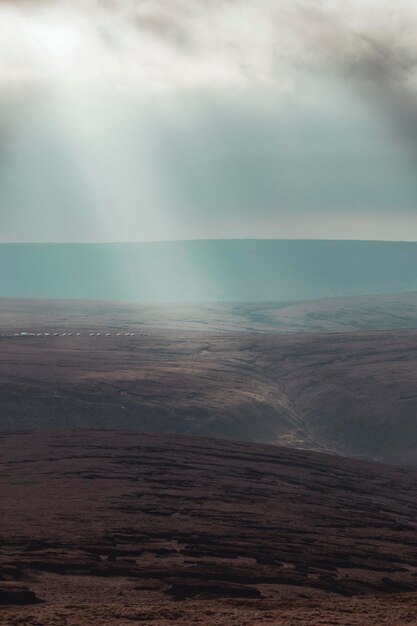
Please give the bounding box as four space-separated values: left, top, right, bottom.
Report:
2 237 417 245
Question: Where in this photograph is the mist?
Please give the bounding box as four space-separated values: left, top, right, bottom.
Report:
1 0 417 243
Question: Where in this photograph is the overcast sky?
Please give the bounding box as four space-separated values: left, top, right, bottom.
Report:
1 0 417 242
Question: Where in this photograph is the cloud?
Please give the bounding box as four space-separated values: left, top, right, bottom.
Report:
0 0 415 99
289 1 417 148
1 0 417 250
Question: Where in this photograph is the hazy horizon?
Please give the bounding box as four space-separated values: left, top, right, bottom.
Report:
3 236 417 244
1 239 417 303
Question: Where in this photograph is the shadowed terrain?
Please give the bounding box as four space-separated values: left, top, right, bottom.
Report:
2 431 417 625
2 296 417 463
3 295 417 623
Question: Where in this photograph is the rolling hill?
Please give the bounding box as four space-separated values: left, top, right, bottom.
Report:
2 296 417 465
2 431 417 625
2 239 417 302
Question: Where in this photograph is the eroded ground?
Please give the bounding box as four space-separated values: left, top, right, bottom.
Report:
2 432 417 624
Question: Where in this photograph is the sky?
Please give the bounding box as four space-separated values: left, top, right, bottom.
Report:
1 0 417 242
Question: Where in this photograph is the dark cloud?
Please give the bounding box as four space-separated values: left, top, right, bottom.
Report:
342 36 417 148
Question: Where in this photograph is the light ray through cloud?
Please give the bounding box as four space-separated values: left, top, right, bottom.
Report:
47 91 224 299
0 0 417 250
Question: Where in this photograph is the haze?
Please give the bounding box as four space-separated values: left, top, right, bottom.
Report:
0 0 417 242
